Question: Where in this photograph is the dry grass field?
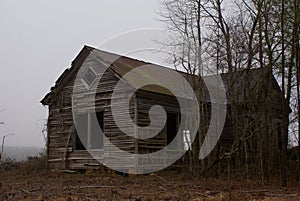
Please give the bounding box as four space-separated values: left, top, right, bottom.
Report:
1 158 300 201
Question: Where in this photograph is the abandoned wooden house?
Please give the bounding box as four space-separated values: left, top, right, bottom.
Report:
41 46 287 174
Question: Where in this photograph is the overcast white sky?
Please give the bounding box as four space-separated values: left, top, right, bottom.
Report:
0 0 167 147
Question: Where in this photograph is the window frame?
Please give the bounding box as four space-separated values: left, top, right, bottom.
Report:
81 65 98 89
74 111 105 151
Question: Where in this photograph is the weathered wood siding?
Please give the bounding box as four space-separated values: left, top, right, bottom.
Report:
47 57 136 169
136 90 180 153
44 47 287 173
47 77 75 169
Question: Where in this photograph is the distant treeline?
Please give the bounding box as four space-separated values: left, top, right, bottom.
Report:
2 146 44 161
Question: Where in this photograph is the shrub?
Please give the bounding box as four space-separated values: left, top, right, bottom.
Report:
21 152 47 172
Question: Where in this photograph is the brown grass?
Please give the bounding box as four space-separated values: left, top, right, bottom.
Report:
0 162 299 201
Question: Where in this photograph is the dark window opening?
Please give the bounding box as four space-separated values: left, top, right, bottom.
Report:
75 113 87 150
166 113 178 144
90 112 104 149
75 112 104 150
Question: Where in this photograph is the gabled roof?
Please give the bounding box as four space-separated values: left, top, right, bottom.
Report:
41 45 197 105
92 47 189 97
41 45 284 106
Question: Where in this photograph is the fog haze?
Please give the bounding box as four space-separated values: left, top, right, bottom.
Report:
0 0 165 147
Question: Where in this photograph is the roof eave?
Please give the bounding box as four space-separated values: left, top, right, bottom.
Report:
40 45 95 106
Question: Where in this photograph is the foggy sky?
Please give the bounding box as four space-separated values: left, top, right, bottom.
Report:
0 0 165 147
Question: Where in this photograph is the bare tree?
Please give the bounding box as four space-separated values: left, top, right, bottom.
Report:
159 0 204 174
159 0 299 184
289 0 300 182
